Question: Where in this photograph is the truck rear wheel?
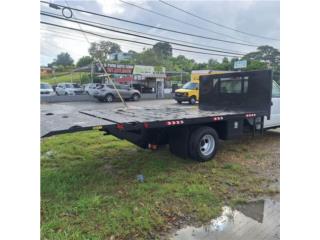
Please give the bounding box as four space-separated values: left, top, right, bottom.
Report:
189 127 219 161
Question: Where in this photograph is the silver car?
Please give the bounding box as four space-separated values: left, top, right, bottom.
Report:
93 84 141 102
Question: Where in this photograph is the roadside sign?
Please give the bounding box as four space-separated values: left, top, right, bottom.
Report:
234 60 247 69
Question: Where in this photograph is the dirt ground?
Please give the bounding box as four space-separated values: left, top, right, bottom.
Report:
217 128 280 193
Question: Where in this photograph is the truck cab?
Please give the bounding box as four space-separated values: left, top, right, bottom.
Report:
264 81 280 128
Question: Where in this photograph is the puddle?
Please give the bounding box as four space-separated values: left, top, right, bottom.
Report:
171 199 279 240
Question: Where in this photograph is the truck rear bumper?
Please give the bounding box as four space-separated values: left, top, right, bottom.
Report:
174 96 189 102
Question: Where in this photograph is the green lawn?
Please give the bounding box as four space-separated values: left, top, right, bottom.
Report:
41 72 89 85
41 131 277 240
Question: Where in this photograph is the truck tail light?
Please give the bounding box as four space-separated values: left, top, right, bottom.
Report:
165 120 184 126
213 116 223 121
143 122 149 128
148 144 158 150
116 123 124 130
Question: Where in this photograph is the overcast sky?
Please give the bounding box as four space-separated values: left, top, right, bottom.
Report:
40 0 280 66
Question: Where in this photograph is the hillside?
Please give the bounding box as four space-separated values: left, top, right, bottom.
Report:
41 72 90 85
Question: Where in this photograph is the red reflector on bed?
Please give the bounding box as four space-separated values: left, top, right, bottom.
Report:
165 120 184 126
212 116 223 121
245 113 256 118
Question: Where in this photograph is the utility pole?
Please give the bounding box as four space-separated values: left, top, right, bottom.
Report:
91 61 94 83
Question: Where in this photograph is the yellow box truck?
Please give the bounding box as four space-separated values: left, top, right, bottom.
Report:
174 70 230 104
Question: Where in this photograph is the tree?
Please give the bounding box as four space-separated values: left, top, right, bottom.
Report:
134 48 162 66
243 45 280 83
76 56 93 67
208 59 220 69
51 52 74 66
152 42 172 58
88 41 121 62
246 60 268 71
171 55 196 72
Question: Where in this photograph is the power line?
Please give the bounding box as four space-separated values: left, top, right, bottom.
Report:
40 21 242 58
42 11 246 54
40 1 258 47
119 0 253 44
158 0 279 41
64 0 128 108
41 11 244 56
41 12 245 55
41 28 149 52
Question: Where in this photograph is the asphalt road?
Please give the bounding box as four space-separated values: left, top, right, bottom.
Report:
41 93 174 103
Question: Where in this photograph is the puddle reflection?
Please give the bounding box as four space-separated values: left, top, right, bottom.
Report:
171 199 279 240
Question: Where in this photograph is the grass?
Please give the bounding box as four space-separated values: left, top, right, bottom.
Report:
41 72 89 85
41 131 278 240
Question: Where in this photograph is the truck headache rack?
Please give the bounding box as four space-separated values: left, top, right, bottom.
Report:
199 70 272 118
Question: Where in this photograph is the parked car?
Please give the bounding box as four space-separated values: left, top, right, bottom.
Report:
93 84 141 102
132 83 154 93
55 83 84 95
40 83 55 96
83 83 101 95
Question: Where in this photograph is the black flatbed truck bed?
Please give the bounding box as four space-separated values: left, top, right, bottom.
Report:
41 70 272 161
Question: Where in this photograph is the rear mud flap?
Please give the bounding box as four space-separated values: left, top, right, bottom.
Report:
168 126 190 158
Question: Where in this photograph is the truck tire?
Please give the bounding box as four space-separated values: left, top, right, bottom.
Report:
189 96 196 105
189 126 219 161
177 100 182 104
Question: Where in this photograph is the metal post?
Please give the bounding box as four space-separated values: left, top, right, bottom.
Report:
260 116 264 135
252 117 256 137
91 62 93 83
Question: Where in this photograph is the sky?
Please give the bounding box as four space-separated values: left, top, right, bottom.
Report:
40 0 280 66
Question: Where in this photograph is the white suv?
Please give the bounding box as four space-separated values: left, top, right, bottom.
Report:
55 83 84 96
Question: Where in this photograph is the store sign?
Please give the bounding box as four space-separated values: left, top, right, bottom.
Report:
234 60 247 69
114 76 134 83
133 65 154 74
106 64 134 74
133 65 166 74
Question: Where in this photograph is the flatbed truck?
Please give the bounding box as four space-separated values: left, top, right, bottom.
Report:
41 70 279 162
